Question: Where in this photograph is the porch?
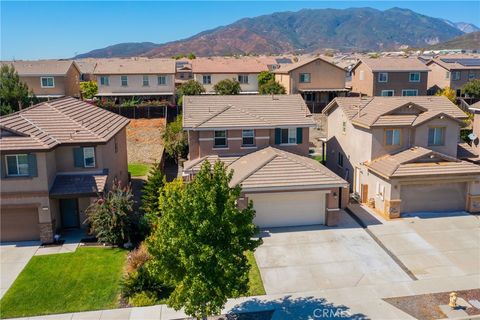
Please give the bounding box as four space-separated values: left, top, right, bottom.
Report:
299 88 349 113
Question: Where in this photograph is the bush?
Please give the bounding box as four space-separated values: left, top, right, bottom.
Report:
141 164 165 221
213 78 241 95
121 262 171 301
128 291 157 307
79 81 98 99
162 115 188 162
126 242 151 274
259 79 286 95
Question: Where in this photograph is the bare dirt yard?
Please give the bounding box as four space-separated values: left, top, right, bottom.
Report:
309 114 327 153
127 118 165 164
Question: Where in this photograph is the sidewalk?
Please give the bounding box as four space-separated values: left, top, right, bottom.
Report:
8 274 480 320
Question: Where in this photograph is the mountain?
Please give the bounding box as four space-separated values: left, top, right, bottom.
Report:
75 7 466 58
429 31 480 50
443 20 480 33
75 42 159 59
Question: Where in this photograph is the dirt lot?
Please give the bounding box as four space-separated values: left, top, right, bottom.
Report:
127 118 165 164
309 114 327 152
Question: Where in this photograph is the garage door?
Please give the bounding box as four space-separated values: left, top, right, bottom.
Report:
400 183 466 213
248 190 326 228
1 207 40 242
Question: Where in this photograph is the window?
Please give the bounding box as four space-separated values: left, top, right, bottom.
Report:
83 147 95 168
378 72 388 83
375 182 385 201
337 152 344 167
40 77 54 88
299 73 311 83
381 90 395 96
157 76 167 85
202 75 211 85
100 76 109 86
469 72 476 80
304 92 314 102
5 154 29 176
445 71 450 79
238 75 249 84
342 121 346 134
402 89 418 96
121 75 128 86
242 129 255 146
452 71 461 81
409 72 420 82
142 75 149 86
214 130 227 148
428 127 445 146
359 70 365 81
385 129 401 146
281 128 297 144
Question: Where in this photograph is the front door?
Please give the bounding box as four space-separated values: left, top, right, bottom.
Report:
60 199 79 228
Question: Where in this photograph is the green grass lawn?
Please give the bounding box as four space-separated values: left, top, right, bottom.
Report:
128 163 151 177
312 155 324 162
0 248 127 319
246 251 266 296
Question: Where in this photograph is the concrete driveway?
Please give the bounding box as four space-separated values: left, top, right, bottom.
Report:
0 241 39 298
255 210 412 295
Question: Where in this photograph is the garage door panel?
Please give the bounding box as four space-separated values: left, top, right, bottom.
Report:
1 208 40 242
248 191 326 228
400 183 466 213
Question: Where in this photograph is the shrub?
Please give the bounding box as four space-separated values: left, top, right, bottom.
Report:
128 291 157 307
141 164 165 221
79 81 98 99
259 79 286 95
463 79 480 98
213 78 241 95
126 242 151 274
121 262 171 300
162 115 188 162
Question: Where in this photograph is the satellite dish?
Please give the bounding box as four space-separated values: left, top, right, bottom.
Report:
468 133 477 141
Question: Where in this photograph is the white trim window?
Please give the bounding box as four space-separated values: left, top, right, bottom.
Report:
213 130 227 148
157 75 167 85
381 90 395 96
452 71 461 81
428 127 445 146
238 75 249 84
385 129 401 146
40 77 55 88
359 70 365 81
142 75 149 86
469 72 476 80
202 75 211 85
378 72 388 83
242 129 255 146
281 128 296 144
99 76 109 86
402 89 418 96
299 73 311 83
375 182 385 201
409 72 420 82
121 75 128 87
83 147 96 168
5 154 29 176
445 71 450 79
337 152 344 168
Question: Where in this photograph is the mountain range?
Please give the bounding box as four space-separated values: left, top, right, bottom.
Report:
75 7 479 59
429 31 480 50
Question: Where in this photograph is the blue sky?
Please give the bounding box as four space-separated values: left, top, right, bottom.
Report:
1 1 479 60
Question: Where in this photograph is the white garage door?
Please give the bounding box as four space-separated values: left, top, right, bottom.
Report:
400 182 466 213
248 190 327 228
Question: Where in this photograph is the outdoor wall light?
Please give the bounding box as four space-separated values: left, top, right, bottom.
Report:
42 206 49 211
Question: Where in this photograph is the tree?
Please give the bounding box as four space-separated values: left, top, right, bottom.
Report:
0 64 35 115
85 180 134 245
257 71 274 87
463 79 480 98
146 161 261 319
213 78 241 95
161 115 188 162
435 86 456 103
140 164 166 221
176 80 205 106
259 79 286 95
187 53 196 60
79 81 98 99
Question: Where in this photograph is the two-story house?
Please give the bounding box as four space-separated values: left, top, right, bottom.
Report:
175 60 193 87
94 58 176 103
191 57 275 94
182 94 348 228
351 57 430 97
0 60 81 99
0 97 129 243
426 55 480 96
323 96 480 219
273 57 348 112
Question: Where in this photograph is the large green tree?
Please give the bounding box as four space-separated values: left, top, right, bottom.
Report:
161 115 188 162
213 78 241 95
146 161 261 319
463 79 480 98
257 70 274 87
140 164 165 222
435 86 456 103
176 80 205 106
259 79 286 95
79 81 98 99
0 64 35 115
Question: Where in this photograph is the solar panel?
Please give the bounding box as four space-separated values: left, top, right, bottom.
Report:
439 58 480 66
275 58 293 64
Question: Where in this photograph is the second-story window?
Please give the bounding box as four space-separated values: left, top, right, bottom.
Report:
359 70 365 81
452 71 461 81
428 127 445 146
242 129 255 146
381 90 394 96
214 130 227 148
41 77 55 88
142 75 149 86
121 75 128 86
238 75 249 84
445 71 450 79
469 72 476 80
402 89 418 96
337 152 344 168
157 76 167 85
409 72 420 82
5 154 29 176
378 73 388 83
202 75 211 85
74 147 96 168
299 73 311 83
100 76 109 86
385 129 401 146
281 128 297 144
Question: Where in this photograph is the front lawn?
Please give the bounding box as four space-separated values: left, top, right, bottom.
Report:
128 163 151 177
0 248 127 319
246 251 266 296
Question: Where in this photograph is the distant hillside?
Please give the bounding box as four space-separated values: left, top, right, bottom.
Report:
430 32 480 50
75 42 159 59
442 20 480 33
76 7 467 58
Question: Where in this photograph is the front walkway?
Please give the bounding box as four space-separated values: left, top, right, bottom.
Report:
35 229 85 256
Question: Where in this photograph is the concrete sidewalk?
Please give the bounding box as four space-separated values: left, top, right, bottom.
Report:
7 274 480 320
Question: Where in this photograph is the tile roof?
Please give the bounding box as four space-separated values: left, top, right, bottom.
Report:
324 96 467 128
50 173 108 197
427 54 480 70
0 97 130 151
457 143 478 161
191 57 275 73
184 147 347 191
74 59 97 74
365 146 480 178
273 56 344 74
183 94 315 129
0 60 76 76
93 58 176 74
354 57 430 72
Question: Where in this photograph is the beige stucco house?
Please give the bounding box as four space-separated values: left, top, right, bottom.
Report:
0 97 129 243
273 57 348 112
425 55 480 96
0 60 81 99
94 57 176 103
351 57 430 97
323 96 480 219
183 94 348 228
